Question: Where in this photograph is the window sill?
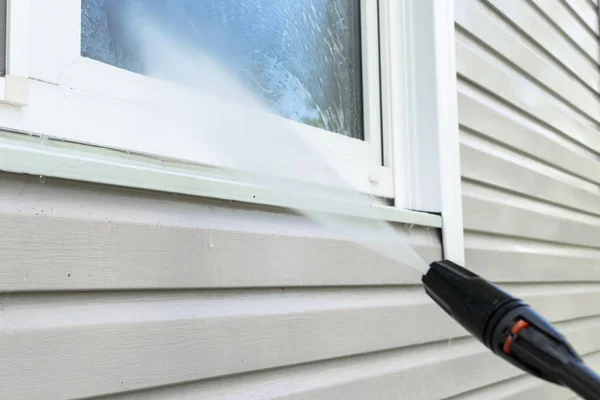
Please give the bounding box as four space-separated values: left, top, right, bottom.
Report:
0 130 442 228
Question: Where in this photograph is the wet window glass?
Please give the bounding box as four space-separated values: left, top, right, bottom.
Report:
81 0 364 139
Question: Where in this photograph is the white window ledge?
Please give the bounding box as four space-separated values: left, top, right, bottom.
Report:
0 130 442 228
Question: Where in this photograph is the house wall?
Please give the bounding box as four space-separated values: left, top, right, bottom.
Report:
1 0 600 399
0 172 447 399
455 0 600 398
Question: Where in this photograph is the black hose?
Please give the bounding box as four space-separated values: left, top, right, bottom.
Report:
557 361 600 400
423 260 600 400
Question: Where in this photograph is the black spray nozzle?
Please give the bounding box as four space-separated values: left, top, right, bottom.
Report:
423 260 600 399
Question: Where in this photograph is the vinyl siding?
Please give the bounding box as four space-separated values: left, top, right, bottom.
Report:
456 0 600 398
2 1 600 399
0 172 445 399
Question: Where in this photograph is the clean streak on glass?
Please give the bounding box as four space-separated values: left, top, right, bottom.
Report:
81 0 364 139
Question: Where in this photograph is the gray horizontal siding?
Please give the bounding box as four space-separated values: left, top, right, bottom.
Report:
563 0 599 35
2 167 600 399
3 282 600 399
0 171 444 399
0 172 438 291
2 0 600 399
485 0 600 95
530 0 600 63
104 317 600 399
447 355 600 399
457 0 600 398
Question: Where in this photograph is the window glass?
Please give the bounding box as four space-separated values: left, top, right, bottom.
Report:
81 0 364 139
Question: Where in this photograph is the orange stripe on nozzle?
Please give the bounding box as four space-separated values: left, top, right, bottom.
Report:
503 319 530 355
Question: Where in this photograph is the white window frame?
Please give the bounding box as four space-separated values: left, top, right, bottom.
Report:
380 0 465 263
0 0 464 263
18 0 393 196
0 0 28 105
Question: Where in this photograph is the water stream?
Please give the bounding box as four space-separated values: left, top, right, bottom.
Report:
81 0 430 274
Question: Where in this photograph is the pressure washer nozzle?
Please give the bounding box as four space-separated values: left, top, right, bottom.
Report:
422 260 600 400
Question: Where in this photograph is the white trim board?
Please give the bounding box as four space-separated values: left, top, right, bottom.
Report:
380 0 464 262
2 0 30 106
434 0 465 264
6 0 30 77
361 0 384 167
381 0 444 213
0 130 442 228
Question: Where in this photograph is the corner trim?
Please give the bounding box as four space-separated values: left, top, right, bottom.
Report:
434 0 465 264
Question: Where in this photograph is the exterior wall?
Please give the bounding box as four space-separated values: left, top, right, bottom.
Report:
0 172 446 399
455 0 600 398
2 1 600 399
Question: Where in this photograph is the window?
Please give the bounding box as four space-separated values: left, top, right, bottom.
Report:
0 0 464 261
17 0 390 197
82 0 364 139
